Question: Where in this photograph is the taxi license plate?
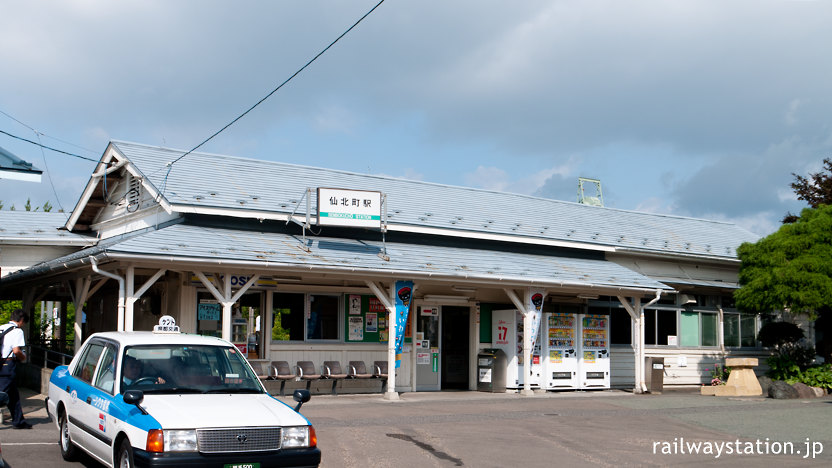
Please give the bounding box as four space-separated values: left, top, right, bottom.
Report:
224 464 260 468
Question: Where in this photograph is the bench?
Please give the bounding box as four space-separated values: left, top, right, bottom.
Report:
322 361 348 395
296 361 321 391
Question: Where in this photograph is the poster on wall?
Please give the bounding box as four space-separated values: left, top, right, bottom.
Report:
348 316 363 341
366 313 378 332
349 295 362 315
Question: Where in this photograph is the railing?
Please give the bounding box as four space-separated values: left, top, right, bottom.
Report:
28 340 75 369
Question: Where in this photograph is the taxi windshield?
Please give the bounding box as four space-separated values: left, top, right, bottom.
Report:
120 344 263 394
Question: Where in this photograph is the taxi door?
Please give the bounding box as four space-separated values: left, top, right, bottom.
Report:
68 340 119 462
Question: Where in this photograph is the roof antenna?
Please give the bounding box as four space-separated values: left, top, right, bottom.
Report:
577 177 604 207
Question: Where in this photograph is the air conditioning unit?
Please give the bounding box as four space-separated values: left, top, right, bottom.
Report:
679 294 697 305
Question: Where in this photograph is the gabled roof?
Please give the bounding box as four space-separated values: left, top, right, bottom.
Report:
0 145 42 182
0 211 94 245
68 140 759 260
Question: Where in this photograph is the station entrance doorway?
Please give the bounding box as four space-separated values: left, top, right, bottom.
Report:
441 306 469 390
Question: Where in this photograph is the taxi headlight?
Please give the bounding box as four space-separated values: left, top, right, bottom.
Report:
164 430 198 452
282 425 316 448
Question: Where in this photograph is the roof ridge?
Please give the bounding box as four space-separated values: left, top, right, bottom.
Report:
111 140 746 229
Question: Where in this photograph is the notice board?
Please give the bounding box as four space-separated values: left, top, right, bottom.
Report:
343 294 412 344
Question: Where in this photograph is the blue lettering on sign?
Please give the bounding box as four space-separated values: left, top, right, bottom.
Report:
216 275 251 287
198 303 221 321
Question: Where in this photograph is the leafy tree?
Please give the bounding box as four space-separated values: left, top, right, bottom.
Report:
735 204 832 320
783 158 832 223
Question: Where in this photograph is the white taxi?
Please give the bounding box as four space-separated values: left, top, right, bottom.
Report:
45 317 320 468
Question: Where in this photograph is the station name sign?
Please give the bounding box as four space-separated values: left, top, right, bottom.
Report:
317 187 382 228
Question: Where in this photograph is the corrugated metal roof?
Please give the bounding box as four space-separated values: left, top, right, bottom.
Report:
0 145 41 173
0 211 94 245
99 223 669 291
110 141 759 260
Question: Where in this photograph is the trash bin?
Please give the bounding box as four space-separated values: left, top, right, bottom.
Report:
477 348 507 393
645 357 665 394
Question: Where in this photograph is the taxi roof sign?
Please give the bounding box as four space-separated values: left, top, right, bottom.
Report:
153 315 180 334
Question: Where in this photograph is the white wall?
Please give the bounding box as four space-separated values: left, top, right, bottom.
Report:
611 345 771 387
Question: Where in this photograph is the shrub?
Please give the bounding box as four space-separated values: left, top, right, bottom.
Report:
766 343 817 380
788 364 832 389
758 322 804 348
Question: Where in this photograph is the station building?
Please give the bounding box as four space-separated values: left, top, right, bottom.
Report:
0 140 767 394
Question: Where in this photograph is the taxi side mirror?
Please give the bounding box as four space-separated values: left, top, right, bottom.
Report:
292 389 311 412
123 390 148 415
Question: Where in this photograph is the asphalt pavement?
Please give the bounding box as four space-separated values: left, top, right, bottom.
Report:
2 387 830 467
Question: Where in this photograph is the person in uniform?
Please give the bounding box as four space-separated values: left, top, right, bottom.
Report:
0 309 31 429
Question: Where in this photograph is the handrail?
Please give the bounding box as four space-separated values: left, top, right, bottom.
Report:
28 343 75 369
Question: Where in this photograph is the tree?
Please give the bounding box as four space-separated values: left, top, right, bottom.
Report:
0 198 56 211
735 204 832 319
783 158 832 223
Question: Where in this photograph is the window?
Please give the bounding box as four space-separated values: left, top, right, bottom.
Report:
644 309 678 346
724 313 758 348
273 293 305 341
680 311 718 347
93 344 118 393
307 294 340 340
197 292 221 338
591 305 631 345
73 342 104 384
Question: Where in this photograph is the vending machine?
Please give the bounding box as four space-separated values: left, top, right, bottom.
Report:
542 312 579 389
492 310 542 389
578 313 610 389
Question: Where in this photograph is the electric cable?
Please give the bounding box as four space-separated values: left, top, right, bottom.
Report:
163 0 387 171
0 109 98 155
0 129 99 162
35 132 66 212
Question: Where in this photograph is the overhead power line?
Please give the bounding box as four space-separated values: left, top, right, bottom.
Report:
0 109 98 155
165 0 387 170
0 128 99 162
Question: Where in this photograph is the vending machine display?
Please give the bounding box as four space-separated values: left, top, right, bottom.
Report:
542 312 578 389
579 313 610 389
492 309 542 389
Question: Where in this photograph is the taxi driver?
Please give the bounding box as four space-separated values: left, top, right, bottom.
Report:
122 356 166 388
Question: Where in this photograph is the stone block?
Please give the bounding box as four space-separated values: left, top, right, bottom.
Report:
725 358 758 367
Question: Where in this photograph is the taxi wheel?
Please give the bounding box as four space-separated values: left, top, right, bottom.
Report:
59 411 78 461
117 438 135 468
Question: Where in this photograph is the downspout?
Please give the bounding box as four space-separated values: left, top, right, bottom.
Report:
90 256 126 332
639 290 663 393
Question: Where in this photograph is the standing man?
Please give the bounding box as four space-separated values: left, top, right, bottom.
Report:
0 309 31 429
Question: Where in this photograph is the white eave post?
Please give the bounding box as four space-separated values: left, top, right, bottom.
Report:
618 290 661 394
125 266 167 332
504 288 534 397
196 272 260 342
366 280 400 401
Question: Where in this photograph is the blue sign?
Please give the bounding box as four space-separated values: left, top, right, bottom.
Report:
198 303 221 321
394 280 413 368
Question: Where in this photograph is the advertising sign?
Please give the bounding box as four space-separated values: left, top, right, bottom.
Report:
394 280 414 368
317 188 382 228
526 289 546 351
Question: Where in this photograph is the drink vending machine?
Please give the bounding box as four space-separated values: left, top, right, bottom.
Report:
492 309 542 389
541 307 610 390
542 312 578 389
579 313 610 389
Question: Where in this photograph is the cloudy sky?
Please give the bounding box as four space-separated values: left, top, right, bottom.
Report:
1 0 830 235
